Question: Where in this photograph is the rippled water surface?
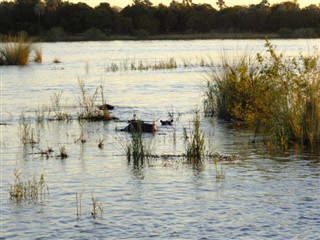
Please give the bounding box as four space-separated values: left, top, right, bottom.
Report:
1 39 319 239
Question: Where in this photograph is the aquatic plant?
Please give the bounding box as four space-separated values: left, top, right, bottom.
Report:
57 145 68 159
76 190 84 219
98 138 104 149
33 45 42 63
0 34 33 65
18 114 38 145
77 79 115 121
49 91 72 121
205 39 320 147
91 191 103 219
185 112 205 164
9 168 48 203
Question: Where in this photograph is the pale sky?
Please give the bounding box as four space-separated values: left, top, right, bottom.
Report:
68 0 317 8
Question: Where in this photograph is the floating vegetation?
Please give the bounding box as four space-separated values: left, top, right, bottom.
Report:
53 57 61 63
205 39 320 148
9 168 49 204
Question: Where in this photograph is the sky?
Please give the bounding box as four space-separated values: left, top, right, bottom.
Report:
68 0 316 8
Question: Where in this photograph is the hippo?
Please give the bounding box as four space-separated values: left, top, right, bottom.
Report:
160 119 174 126
121 120 157 133
98 104 115 110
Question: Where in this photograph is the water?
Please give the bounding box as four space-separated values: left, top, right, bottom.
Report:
1 39 319 239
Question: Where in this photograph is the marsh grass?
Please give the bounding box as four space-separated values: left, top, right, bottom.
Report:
206 39 320 148
57 145 68 159
105 57 215 72
76 190 84 219
19 114 38 145
77 79 115 121
33 45 42 63
0 34 33 65
9 168 49 204
49 91 72 121
185 113 205 164
91 191 103 219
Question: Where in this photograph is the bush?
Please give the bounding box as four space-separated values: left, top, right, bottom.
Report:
82 28 105 40
206 39 320 147
46 27 67 42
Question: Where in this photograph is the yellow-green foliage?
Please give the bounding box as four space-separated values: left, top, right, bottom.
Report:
0 35 33 65
207 39 320 147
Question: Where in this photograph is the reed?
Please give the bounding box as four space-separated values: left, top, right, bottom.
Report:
49 91 72 121
205 39 320 147
0 34 33 65
91 191 103 219
9 168 49 203
76 190 84 219
77 79 115 121
33 45 42 63
185 112 205 164
18 114 38 145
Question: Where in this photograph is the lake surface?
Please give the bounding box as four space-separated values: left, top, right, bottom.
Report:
1 39 319 239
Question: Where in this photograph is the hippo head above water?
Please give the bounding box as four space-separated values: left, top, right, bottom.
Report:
121 120 157 133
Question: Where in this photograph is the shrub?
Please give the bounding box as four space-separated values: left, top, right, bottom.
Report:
82 28 105 40
46 27 67 42
206 39 320 147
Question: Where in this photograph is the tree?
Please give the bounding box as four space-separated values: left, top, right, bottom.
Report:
216 0 226 10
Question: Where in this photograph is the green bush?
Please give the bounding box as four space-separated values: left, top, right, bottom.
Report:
46 27 67 42
82 28 106 40
206 39 320 147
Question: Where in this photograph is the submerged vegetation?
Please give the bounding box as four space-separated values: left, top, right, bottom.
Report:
205 39 320 148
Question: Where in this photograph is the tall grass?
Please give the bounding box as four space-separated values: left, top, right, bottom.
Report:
185 112 205 163
9 168 48 203
205 39 320 147
0 34 33 65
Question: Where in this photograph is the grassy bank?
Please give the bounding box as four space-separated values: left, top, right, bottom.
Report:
205 39 320 148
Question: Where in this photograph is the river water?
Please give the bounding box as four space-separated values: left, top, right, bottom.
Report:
1 39 319 239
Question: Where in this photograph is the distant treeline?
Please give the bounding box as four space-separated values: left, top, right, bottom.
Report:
1 0 320 40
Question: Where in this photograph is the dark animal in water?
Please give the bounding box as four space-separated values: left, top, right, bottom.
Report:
121 120 157 133
160 119 173 126
98 104 115 110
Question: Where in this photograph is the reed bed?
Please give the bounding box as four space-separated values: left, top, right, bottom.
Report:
205 39 320 147
104 57 215 72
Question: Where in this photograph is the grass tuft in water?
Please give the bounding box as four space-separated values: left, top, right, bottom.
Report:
0 34 33 65
91 191 103 219
9 168 49 204
18 114 38 145
185 112 205 164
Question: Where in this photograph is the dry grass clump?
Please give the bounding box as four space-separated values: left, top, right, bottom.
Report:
0 34 38 65
9 168 48 203
206 39 320 147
